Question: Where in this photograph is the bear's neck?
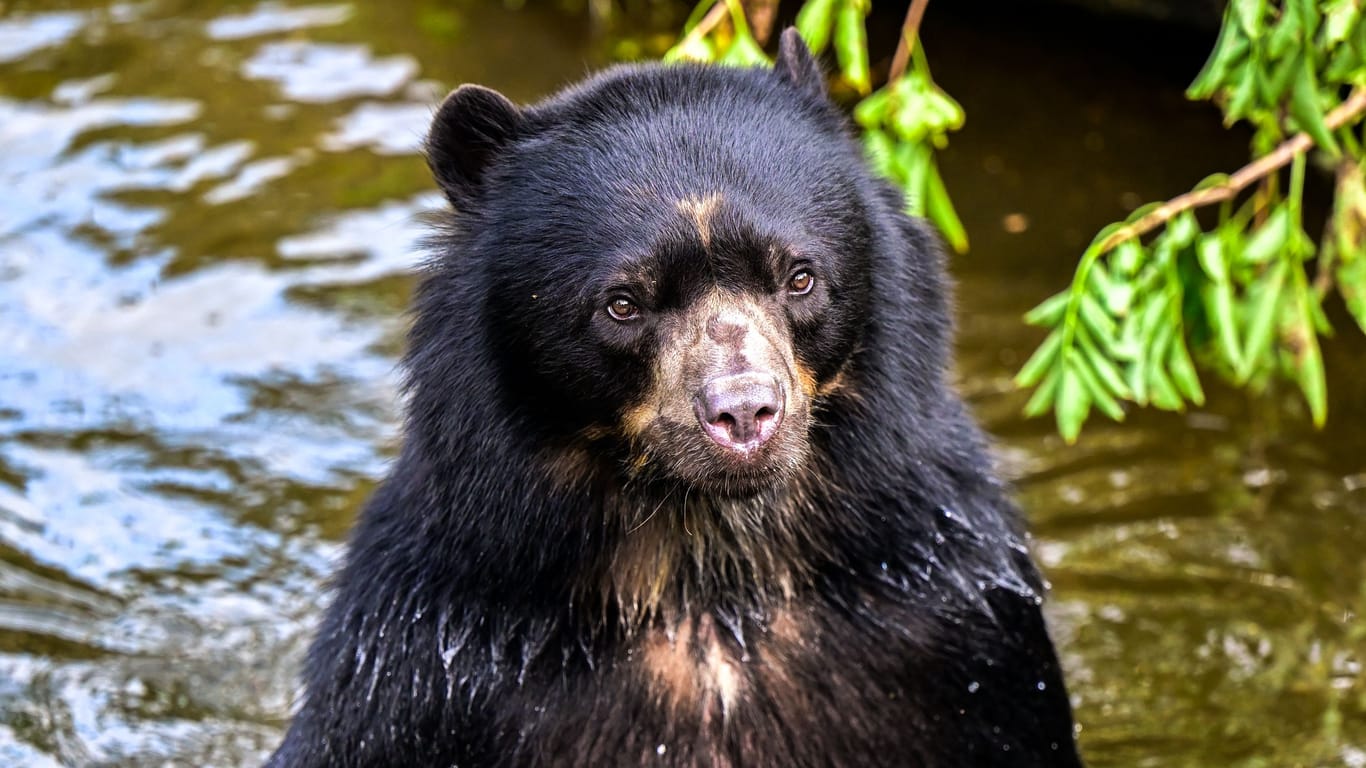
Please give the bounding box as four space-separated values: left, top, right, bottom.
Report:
582 475 828 630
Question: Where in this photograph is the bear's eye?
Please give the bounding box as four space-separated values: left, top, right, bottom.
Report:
606 297 640 321
787 270 814 296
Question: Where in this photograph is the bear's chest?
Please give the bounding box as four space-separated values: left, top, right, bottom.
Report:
506 600 940 768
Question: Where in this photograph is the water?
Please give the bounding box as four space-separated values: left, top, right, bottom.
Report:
0 1 1361 766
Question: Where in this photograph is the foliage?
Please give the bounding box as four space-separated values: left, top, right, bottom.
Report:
1017 0 1366 442
667 0 1366 443
665 0 969 252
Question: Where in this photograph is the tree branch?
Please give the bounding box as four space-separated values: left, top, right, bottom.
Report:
675 1 732 54
889 0 931 82
1099 86 1366 254
743 0 779 45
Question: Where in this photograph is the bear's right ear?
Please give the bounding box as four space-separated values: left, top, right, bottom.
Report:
774 28 826 100
426 85 523 207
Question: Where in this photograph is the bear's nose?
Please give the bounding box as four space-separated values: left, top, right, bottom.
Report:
695 372 783 453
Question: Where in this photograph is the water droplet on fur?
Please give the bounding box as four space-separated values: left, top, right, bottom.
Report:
880 561 888 571
1037 681 1047 691
657 744 667 755
967 681 980 693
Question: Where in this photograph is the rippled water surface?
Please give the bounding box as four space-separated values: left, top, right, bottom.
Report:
0 2 1362 766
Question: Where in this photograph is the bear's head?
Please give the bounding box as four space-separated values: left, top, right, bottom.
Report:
422 32 881 498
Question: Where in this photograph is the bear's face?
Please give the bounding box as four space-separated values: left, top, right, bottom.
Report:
570 190 853 495
424 40 872 496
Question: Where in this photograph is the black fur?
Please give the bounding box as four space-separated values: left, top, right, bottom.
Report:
269 33 1083 768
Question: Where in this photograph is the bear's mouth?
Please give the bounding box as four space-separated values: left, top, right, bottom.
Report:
624 392 811 497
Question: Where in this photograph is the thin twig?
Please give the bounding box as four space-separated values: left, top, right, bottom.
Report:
675 1 732 54
1098 86 1366 254
889 0 931 82
743 0 779 45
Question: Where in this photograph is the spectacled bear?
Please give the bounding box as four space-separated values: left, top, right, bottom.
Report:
268 29 1083 768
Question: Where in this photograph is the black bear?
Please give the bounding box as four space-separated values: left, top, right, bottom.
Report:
268 30 1083 768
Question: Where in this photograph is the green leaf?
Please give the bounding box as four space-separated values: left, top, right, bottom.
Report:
1104 281 1135 317
1289 62 1341 156
853 87 891 128
889 88 931 144
795 0 841 55
898 142 931 216
1308 288 1334 335
1075 323 1133 400
1322 0 1361 49
1325 35 1363 82
1146 318 1185 411
1148 359 1185 411
1079 293 1119 348
1236 258 1289 383
718 28 770 67
1023 366 1061 418
1166 210 1201 249
1118 298 1148 403
1224 63 1260 124
1292 0 1321 35
1072 348 1127 422
1231 0 1266 39
1189 12 1250 99
1056 356 1091 444
925 158 969 253
1024 291 1070 327
833 0 871 94
1112 239 1145 277
1268 0 1305 59
1087 260 1115 298
1201 279 1244 370
1240 206 1291 265
664 33 716 63
1264 49 1302 104
862 129 896 177
1126 291 1173 404
1339 256 1366 334
1168 331 1206 405
924 88 966 132
1015 329 1063 388
1198 232 1229 282
1293 309 1328 426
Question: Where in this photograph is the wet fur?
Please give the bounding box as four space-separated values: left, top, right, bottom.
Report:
269 35 1082 768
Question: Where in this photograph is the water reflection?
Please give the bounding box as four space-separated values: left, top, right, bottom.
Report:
0 1 1362 766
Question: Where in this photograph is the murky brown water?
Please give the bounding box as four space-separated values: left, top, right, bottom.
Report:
0 1 1362 766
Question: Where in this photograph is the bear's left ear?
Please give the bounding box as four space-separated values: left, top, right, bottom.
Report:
774 28 826 99
426 84 523 208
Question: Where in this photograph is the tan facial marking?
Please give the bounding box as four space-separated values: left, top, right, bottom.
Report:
621 402 656 438
676 193 724 250
535 443 598 490
621 287 801 443
794 360 819 399
817 370 849 397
